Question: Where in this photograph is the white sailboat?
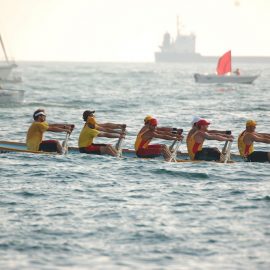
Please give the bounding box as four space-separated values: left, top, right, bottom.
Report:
0 34 24 104
0 34 18 81
194 50 259 84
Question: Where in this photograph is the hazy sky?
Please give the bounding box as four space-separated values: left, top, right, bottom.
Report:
1 0 270 62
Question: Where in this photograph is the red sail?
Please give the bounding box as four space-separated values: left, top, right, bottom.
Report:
216 50 232 75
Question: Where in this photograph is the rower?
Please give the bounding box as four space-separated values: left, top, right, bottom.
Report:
78 110 126 156
234 68 240 76
188 115 232 137
135 118 183 161
26 109 74 153
143 115 183 134
187 119 234 161
83 110 126 130
238 120 270 162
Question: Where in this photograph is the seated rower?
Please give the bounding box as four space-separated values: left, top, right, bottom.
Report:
144 115 183 134
189 115 232 136
234 68 240 76
83 110 126 130
238 120 270 162
78 110 126 156
26 109 74 153
135 118 183 161
187 119 234 161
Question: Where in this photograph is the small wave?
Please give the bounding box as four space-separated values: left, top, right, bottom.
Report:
250 195 270 202
152 168 209 179
233 205 258 210
229 190 245 195
14 191 46 198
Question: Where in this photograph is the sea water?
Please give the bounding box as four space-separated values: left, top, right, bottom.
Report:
0 62 270 269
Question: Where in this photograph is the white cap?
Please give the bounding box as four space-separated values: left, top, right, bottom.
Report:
34 111 46 117
191 116 202 126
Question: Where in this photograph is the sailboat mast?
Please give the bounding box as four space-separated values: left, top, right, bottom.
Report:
176 16 180 37
0 34 10 62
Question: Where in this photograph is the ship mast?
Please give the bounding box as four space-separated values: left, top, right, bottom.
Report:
176 16 180 37
0 34 9 62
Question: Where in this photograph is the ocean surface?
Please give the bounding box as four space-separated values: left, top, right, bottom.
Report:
0 62 270 269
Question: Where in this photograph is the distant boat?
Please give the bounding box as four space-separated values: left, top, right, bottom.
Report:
194 50 259 84
155 18 270 63
155 17 203 63
0 34 18 81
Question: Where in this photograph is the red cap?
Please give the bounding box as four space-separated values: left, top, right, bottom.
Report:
197 119 210 127
149 118 158 126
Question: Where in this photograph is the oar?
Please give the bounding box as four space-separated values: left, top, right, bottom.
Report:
115 128 126 157
62 132 70 155
224 141 232 164
169 128 183 151
169 139 177 151
222 140 228 155
168 139 182 162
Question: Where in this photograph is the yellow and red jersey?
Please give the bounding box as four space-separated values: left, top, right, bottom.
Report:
134 129 152 151
238 131 254 157
187 131 203 160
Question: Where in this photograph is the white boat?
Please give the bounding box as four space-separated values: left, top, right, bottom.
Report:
194 50 259 84
194 73 259 84
0 88 24 104
0 34 17 81
0 140 243 163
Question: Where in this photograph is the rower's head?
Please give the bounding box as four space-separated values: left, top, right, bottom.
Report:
191 116 202 127
246 120 256 131
83 110 95 122
87 116 97 129
144 115 153 125
149 118 158 130
196 119 210 130
33 109 46 122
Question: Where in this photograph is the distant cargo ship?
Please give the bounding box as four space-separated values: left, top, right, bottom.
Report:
155 18 270 63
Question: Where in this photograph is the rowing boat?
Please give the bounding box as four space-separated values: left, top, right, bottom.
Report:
0 140 244 163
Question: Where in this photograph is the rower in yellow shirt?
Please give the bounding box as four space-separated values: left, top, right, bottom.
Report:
26 109 74 153
78 110 126 156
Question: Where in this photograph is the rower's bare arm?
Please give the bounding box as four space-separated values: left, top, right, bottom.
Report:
97 126 124 134
49 124 75 131
208 130 224 134
208 130 231 135
205 133 233 141
257 133 270 139
156 127 173 132
252 134 270 144
154 132 183 141
47 126 71 134
98 123 126 130
98 132 123 139
155 130 176 137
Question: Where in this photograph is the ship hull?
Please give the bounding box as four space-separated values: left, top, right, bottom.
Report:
155 52 203 62
155 53 270 63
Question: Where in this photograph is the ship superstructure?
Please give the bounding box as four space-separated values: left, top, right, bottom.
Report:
155 17 202 62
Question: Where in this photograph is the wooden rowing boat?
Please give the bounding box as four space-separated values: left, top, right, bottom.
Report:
0 140 243 163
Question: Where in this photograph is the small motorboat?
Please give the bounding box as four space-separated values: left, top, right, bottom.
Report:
194 73 259 84
194 50 259 84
